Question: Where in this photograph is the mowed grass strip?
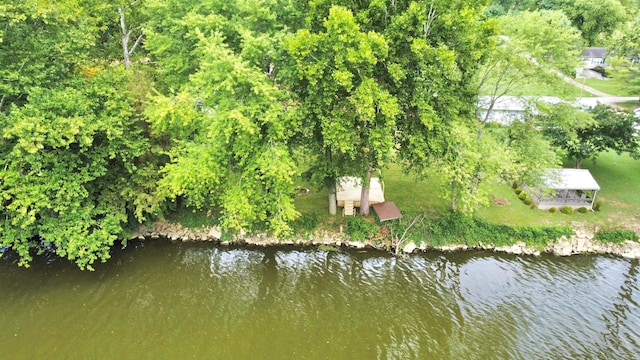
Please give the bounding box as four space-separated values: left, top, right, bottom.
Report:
584 78 636 97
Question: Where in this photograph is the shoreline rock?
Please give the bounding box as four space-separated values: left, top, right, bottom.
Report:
130 221 640 259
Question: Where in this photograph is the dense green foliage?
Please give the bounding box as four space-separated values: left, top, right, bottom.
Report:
387 212 574 247
0 69 158 269
537 103 640 168
594 229 639 243
345 217 378 241
486 0 630 45
1 0 638 269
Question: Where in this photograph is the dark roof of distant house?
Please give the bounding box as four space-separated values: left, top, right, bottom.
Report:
581 47 607 58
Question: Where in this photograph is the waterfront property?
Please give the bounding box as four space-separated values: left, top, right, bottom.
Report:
526 168 600 210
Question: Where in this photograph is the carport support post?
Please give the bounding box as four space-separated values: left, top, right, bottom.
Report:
590 190 598 211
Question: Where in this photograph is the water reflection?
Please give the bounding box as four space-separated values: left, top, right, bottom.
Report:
1 242 639 359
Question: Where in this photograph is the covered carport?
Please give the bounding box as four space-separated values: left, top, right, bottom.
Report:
528 169 600 210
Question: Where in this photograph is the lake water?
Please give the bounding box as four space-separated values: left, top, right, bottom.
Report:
1 240 638 359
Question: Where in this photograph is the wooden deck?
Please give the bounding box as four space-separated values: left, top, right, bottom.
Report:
372 202 402 222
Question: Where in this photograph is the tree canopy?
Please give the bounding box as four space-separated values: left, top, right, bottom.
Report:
537 103 639 168
2 0 639 269
0 68 157 269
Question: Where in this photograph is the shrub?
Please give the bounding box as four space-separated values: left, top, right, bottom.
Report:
518 192 528 201
345 216 378 241
291 211 320 235
421 212 573 248
592 65 607 77
577 207 588 213
593 198 604 211
594 229 639 243
560 206 574 215
511 181 519 190
515 188 523 195
548 207 557 213
523 198 532 205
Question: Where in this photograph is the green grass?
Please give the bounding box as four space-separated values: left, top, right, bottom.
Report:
292 151 640 236
167 150 640 242
165 207 217 229
382 163 449 214
584 78 636 97
477 151 640 232
615 100 640 110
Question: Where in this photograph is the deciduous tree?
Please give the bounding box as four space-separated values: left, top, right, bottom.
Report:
284 6 398 215
147 33 299 236
477 10 583 125
537 103 639 168
0 68 156 269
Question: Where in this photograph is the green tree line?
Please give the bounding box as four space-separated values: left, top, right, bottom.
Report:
1 0 638 269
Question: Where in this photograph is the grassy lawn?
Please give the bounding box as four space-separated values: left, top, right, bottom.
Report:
477 151 640 231
169 150 640 240
292 151 640 233
584 78 637 97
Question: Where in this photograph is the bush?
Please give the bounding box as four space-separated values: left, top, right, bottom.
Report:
518 192 528 201
291 211 320 235
592 65 607 77
511 181 519 190
560 206 574 215
593 198 604 211
594 229 639 243
523 198 532 205
515 188 523 195
345 216 378 241
421 212 573 248
577 207 588 213
548 207 557 213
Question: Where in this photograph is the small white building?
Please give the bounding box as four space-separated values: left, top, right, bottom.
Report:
526 168 600 210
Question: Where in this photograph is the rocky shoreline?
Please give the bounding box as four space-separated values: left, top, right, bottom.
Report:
131 221 640 260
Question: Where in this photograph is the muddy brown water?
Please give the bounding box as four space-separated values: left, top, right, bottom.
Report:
1 240 638 359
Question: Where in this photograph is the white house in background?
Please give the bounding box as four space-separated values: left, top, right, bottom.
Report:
577 47 608 79
581 47 607 67
476 96 600 125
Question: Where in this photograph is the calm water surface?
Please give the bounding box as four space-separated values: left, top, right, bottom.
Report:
1 240 638 359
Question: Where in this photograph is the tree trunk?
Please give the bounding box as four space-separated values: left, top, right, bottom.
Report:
360 165 373 215
451 179 458 212
575 158 583 169
328 183 337 215
119 5 143 70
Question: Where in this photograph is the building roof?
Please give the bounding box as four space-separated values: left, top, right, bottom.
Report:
476 96 563 111
581 47 607 59
542 169 600 191
336 176 385 204
476 96 602 112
